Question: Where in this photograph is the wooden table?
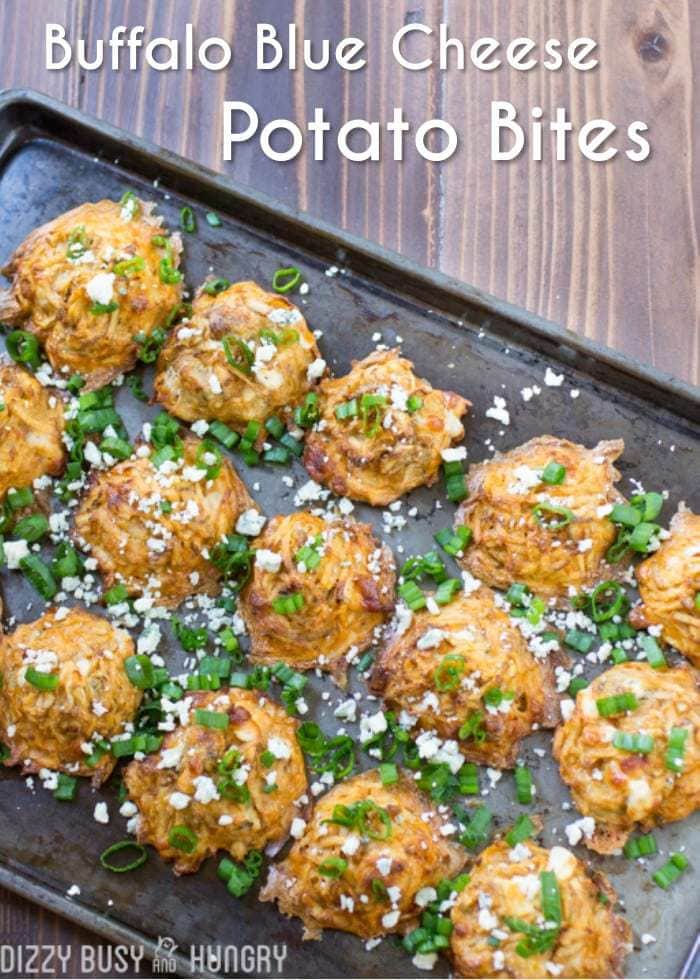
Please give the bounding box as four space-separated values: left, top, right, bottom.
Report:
0 0 697 971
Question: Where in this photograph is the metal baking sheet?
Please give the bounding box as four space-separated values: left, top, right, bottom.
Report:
0 89 698 980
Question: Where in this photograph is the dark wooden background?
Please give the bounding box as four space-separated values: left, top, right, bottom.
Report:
0 0 697 974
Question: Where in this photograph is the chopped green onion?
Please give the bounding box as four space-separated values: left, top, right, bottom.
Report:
483 687 514 708
652 853 689 889
195 439 223 480
434 525 472 556
264 415 285 440
612 731 655 754
628 522 661 553
514 765 533 804
203 277 231 296
12 513 49 543
458 710 486 743
318 856 347 878
610 503 642 527
272 266 302 294
630 492 664 521
52 542 83 579
541 461 566 485
589 581 626 622
596 692 639 717
119 190 141 218
134 327 166 364
434 654 465 692
568 677 589 697
180 206 196 233
206 212 222 227
623 833 657 859
334 398 358 421
100 840 148 873
539 871 562 925
505 814 535 847
113 256 145 277
294 392 320 429
398 580 426 611
194 708 229 730
442 461 468 503
159 256 182 284
7 330 41 369
640 634 666 669
506 582 531 607
208 420 239 449
358 800 392 840
434 578 461 605
459 763 479 795
25 667 59 691
124 654 156 690
99 436 132 460
104 583 129 606
222 335 253 375
90 300 119 315
272 592 305 615
665 727 689 773
564 629 595 654
168 826 198 854
66 224 91 259
460 805 492 851
377 762 398 787
610 647 628 665
7 486 33 510
532 502 574 530
53 774 78 802
19 554 57 600
406 395 423 413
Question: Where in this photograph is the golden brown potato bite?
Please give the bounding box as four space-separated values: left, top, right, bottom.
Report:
239 512 395 682
455 435 626 601
0 198 182 390
0 607 141 785
154 280 323 436
553 661 700 853
260 768 466 940
0 360 65 499
123 688 308 874
449 839 631 978
73 434 255 608
630 505 700 667
303 349 469 506
370 587 558 768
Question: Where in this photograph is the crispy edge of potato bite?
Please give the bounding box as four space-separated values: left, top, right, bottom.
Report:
0 606 142 785
455 435 626 602
303 348 470 506
552 661 700 853
240 512 396 684
0 198 182 391
260 768 467 940
154 280 323 434
448 839 631 979
123 688 308 874
72 433 256 609
0 359 66 499
630 504 700 668
370 587 560 768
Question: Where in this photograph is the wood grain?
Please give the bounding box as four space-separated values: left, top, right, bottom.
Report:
0 0 697 970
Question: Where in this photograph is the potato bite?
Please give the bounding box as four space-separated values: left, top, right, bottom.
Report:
303 349 469 506
456 436 626 601
553 661 700 853
124 688 308 874
630 505 700 667
260 769 466 940
0 607 142 785
449 839 631 979
0 360 65 499
73 433 255 608
0 197 182 390
370 588 558 768
154 280 323 435
240 512 395 682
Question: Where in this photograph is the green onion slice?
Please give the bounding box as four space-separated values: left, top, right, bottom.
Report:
612 731 655 754
318 856 348 878
222 335 253 375
532 502 574 530
100 840 148 873
25 667 59 691
596 692 639 717
168 825 198 853
434 654 465 692
7 330 41 369
272 266 302 294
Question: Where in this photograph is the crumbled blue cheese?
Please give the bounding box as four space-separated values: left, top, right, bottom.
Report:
236 509 266 536
85 272 115 305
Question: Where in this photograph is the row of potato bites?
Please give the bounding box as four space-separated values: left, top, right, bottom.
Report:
0 605 637 977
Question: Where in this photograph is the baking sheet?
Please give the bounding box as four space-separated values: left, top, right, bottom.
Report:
0 90 698 980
